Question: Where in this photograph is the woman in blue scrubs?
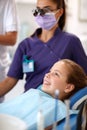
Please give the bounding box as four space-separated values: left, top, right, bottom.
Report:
0 0 87 96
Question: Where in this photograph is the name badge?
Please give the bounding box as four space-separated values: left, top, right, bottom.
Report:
23 55 34 73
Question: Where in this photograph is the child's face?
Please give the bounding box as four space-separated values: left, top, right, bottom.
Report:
42 61 69 98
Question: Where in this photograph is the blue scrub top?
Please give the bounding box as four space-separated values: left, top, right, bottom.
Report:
7 28 87 91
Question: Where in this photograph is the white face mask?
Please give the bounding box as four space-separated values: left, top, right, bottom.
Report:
35 12 60 30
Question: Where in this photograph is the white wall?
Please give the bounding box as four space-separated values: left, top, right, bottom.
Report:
66 0 87 54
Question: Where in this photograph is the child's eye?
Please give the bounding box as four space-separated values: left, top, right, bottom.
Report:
54 72 59 76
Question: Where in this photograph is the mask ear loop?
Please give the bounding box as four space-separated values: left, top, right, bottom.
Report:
55 9 62 22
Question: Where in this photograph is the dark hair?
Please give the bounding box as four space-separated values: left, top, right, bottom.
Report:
51 0 66 30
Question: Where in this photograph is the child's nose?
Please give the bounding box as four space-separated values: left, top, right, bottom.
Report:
45 73 50 78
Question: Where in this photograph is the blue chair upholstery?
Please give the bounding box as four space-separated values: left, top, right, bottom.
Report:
70 87 87 110
56 87 87 130
38 85 87 130
57 114 77 130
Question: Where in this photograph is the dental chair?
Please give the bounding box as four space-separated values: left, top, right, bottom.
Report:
38 86 87 130
56 87 87 130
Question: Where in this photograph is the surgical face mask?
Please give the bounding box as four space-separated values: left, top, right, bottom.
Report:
35 12 59 30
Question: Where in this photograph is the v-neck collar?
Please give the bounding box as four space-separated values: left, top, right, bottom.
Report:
34 27 61 44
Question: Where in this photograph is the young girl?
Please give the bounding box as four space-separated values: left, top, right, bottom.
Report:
0 59 87 130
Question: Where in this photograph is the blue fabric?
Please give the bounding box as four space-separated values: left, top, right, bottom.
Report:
7 28 87 91
0 88 78 130
57 114 78 130
38 85 87 110
70 87 87 109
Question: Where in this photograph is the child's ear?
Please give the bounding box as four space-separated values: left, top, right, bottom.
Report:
64 84 75 93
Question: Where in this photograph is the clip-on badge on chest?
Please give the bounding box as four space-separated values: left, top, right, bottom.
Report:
23 55 34 73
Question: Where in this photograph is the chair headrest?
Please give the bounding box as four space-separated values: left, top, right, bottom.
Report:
70 87 87 110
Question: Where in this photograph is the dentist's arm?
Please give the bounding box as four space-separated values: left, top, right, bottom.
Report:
0 77 18 96
0 31 17 46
